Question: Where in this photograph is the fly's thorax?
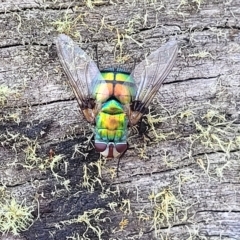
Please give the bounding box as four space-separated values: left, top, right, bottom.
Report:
93 70 136 105
94 98 128 158
95 99 128 142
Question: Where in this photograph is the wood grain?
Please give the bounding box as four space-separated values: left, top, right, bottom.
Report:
0 1 240 239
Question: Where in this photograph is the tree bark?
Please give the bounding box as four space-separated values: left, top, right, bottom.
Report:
0 1 240 239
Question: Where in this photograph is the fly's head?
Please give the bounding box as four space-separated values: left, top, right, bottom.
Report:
94 141 128 158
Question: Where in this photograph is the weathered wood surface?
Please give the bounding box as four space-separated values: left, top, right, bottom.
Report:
0 0 240 239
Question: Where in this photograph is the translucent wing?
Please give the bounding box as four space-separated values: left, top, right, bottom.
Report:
127 40 178 125
56 34 106 123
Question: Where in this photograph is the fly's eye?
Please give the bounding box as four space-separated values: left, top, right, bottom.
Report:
94 142 107 152
115 143 128 153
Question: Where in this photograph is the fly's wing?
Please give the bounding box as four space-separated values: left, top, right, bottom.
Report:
56 34 106 123
126 40 178 125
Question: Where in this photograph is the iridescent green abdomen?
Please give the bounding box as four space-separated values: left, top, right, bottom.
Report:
95 99 127 143
93 70 135 105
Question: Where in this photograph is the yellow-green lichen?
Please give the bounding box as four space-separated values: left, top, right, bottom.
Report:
0 198 34 236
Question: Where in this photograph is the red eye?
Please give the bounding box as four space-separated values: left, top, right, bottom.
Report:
115 143 128 153
94 142 107 152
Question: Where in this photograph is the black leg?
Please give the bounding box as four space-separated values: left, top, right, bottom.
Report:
95 44 100 69
137 116 153 141
86 133 94 151
116 142 129 177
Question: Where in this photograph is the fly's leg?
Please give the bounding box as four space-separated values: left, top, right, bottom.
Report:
129 101 153 141
95 44 100 69
85 133 95 151
116 142 129 177
136 116 153 142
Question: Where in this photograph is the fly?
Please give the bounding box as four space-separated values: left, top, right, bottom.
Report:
56 34 178 159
